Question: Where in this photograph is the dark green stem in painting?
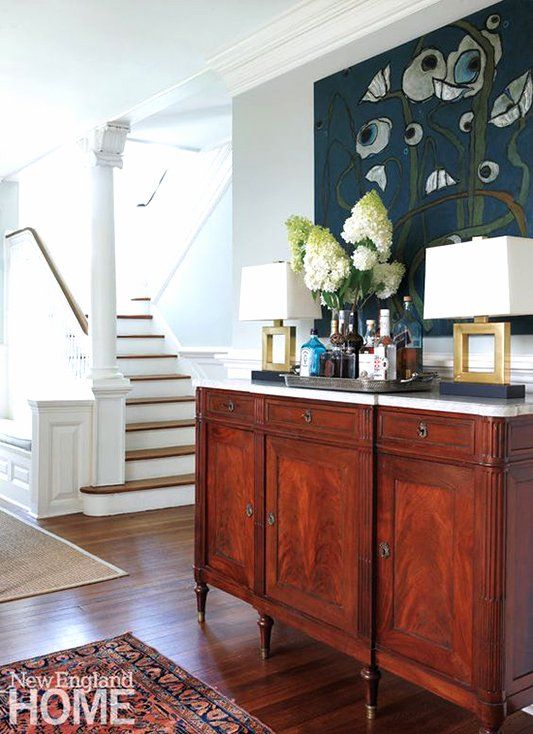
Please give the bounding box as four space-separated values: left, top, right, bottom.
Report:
507 117 530 207
454 20 495 228
427 103 466 229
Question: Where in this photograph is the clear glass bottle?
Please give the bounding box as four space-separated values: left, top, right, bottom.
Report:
359 319 377 379
300 329 326 377
393 295 423 380
374 309 397 380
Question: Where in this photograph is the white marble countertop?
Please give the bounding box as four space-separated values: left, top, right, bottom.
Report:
194 377 533 417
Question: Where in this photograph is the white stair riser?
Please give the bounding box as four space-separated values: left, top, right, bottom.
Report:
82 484 195 516
119 357 179 376
126 402 195 423
126 426 195 450
126 453 195 481
128 379 193 399
117 300 151 316
117 338 168 356
117 319 155 336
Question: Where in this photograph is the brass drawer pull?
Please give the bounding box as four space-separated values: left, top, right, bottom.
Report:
227 400 235 413
302 410 313 424
379 541 391 559
417 421 428 439
267 512 276 526
245 503 254 518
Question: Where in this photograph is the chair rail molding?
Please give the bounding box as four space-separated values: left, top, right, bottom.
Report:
207 0 443 96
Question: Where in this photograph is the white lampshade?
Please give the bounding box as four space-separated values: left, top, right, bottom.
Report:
424 236 533 320
239 262 322 321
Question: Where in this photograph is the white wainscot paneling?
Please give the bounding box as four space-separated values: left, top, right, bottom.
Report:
0 443 32 511
29 399 94 518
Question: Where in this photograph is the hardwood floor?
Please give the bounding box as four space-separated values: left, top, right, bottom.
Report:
0 506 531 733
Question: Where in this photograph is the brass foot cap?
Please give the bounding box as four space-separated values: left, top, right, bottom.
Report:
197 612 205 623
366 705 377 720
260 648 269 660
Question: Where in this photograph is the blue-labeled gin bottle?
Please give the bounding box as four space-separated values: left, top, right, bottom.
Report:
300 329 326 377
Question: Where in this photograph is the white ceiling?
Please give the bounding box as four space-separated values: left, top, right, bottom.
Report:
0 0 296 178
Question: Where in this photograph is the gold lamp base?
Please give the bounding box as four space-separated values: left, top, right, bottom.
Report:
262 319 296 373
453 316 510 385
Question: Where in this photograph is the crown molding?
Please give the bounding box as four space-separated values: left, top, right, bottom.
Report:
207 0 442 96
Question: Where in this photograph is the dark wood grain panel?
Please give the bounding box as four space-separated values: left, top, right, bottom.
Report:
377 455 475 684
264 398 369 442
205 423 255 589
264 435 362 632
205 389 256 423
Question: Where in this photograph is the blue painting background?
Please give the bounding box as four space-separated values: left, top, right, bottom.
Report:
314 0 532 335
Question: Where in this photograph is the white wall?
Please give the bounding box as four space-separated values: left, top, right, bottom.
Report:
0 182 19 415
231 0 510 361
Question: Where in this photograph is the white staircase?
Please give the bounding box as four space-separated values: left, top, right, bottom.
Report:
81 297 196 515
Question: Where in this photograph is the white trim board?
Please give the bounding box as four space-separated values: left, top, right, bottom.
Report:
207 0 446 96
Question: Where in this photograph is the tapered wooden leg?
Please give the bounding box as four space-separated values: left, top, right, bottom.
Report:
194 582 209 623
257 613 274 659
361 665 381 720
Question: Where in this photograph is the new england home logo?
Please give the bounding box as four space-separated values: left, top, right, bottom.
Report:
2 669 135 727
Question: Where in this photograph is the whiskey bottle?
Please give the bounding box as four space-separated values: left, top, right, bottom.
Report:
359 319 377 379
393 295 423 380
374 309 397 380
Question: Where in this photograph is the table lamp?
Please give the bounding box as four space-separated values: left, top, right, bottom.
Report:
424 235 533 399
239 262 322 382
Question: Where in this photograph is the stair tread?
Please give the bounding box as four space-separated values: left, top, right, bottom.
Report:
131 297 151 301
126 419 195 432
80 474 195 495
129 373 190 381
126 445 196 461
117 314 153 319
118 354 177 359
126 396 195 405
117 334 165 339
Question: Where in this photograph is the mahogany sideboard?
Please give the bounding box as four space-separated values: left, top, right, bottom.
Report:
194 382 533 734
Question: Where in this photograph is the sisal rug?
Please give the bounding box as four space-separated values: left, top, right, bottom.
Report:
0 508 126 603
0 632 275 733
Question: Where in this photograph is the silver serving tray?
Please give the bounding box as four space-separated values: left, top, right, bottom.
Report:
284 374 437 394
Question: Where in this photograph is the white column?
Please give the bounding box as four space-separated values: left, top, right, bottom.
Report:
86 122 131 486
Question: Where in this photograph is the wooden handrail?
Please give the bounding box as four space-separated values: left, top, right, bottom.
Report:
5 227 89 335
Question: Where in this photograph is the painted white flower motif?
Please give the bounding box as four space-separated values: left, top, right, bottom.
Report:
352 246 378 271
361 64 391 102
425 168 457 195
365 164 387 191
478 160 500 183
371 262 406 300
459 111 474 132
490 70 532 127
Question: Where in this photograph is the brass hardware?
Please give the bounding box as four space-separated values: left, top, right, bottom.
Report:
418 421 428 439
246 503 254 518
267 512 276 526
227 400 235 412
197 612 205 623
262 319 296 372
453 318 510 385
303 410 313 424
379 541 391 559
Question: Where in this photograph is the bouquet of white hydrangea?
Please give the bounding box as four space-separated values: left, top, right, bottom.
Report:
285 190 405 312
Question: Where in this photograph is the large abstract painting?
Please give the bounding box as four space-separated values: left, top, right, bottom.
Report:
314 0 532 335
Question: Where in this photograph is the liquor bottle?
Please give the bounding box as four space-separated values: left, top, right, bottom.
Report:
321 312 343 377
393 295 423 380
300 329 326 377
359 319 377 379
374 309 397 380
344 310 364 378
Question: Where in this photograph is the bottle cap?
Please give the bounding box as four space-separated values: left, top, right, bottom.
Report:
310 328 318 335
366 319 375 325
404 295 413 302
380 308 390 315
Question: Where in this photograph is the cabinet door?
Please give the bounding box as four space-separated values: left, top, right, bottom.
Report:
205 423 255 590
265 435 366 633
377 454 474 684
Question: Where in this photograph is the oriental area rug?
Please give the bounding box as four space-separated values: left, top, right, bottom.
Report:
0 632 274 733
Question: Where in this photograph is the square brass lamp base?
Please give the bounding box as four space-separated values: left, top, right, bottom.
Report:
262 319 296 373
439 316 525 399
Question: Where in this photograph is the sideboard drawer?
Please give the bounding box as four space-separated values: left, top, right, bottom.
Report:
377 408 475 460
205 391 255 423
264 398 366 441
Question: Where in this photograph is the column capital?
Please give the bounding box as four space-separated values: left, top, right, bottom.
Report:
86 122 130 168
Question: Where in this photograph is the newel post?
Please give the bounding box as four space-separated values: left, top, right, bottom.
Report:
85 122 130 486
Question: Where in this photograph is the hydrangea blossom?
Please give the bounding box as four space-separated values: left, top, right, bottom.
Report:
352 245 378 271
303 226 350 293
371 261 406 299
341 190 393 262
285 215 313 273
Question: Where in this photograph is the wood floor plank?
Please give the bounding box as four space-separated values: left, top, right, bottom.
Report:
0 505 530 733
